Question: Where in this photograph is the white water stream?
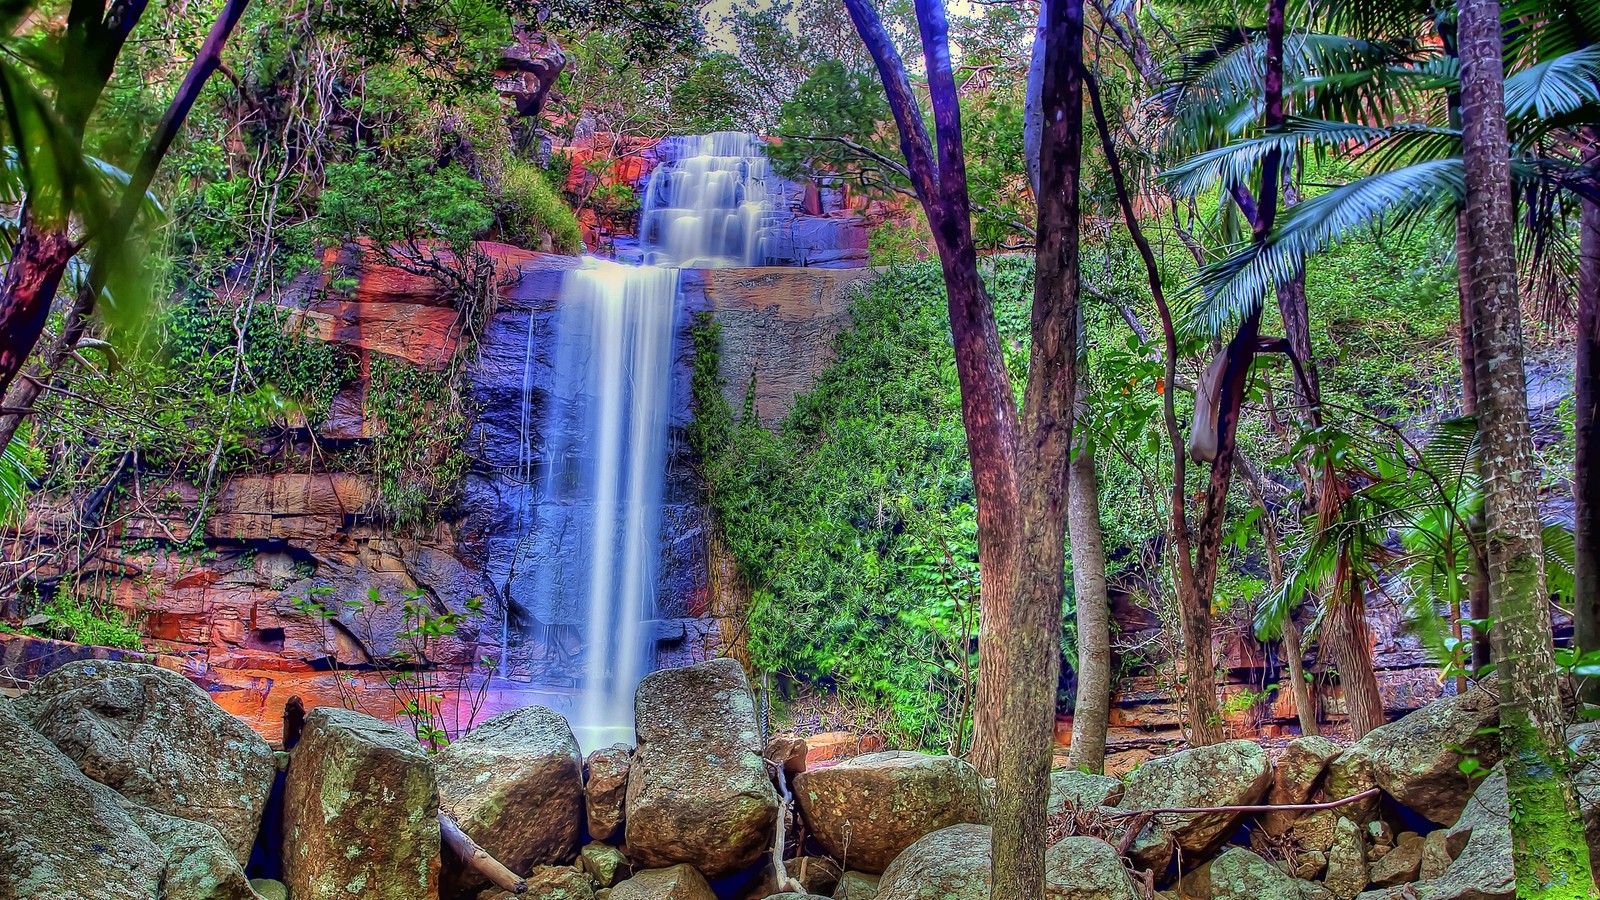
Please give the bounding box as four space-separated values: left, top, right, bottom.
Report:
518 133 781 747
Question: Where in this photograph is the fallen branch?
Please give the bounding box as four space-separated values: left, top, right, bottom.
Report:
768 759 804 893
440 813 526 894
1104 787 1382 818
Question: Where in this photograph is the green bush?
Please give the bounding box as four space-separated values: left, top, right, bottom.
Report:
497 157 583 253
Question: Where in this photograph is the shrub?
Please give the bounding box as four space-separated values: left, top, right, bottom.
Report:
497 157 584 253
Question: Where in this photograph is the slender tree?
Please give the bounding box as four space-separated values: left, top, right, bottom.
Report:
1067 419 1112 774
841 0 1084 894
1458 0 1596 893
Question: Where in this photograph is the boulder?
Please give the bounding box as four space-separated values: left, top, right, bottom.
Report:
522 866 596 899
0 702 165 899
1419 830 1451 881
1319 749 1379 824
1335 680 1500 825
1427 765 1511 900
626 659 779 878
1323 817 1369 900
586 745 631 842
762 895 828 900
1292 850 1328 880
609 865 717 900
1049 770 1126 815
1262 737 1341 835
250 880 290 900
580 844 632 888
120 801 258 900
834 872 881 899
281 707 440 900
1043 836 1140 900
1208 847 1301 900
794 750 985 874
435 705 584 894
1116 741 1272 868
19 659 274 862
875 824 991 900
1369 832 1424 887
1285 809 1341 853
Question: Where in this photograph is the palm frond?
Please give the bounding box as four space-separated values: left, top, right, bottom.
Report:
1504 45 1600 122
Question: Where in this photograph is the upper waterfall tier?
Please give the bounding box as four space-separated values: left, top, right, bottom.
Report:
637 132 783 268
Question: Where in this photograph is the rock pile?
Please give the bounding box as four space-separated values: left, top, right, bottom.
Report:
2 661 1582 900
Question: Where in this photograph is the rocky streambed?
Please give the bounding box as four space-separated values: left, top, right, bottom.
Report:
0 656 1585 900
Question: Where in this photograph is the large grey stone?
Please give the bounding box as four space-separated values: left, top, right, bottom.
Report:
834 872 880 899
19 659 274 862
1208 847 1301 900
282 707 440 900
1043 836 1140 900
1262 736 1342 835
1336 679 1500 826
609 864 716 900
1049 770 1126 816
119 801 257 900
795 750 984 874
1426 765 1511 900
435 705 584 895
875 824 991 900
626 659 779 879
0 702 164 899
1117 740 1272 869
1323 816 1369 900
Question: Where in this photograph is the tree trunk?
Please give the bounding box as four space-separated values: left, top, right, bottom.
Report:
1326 560 1386 737
842 2 1083 897
1282 614 1318 736
1575 134 1600 705
1459 0 1596 893
1067 427 1111 774
0 216 80 401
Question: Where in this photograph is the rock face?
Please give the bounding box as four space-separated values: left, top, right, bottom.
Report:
609 865 717 900
1042 836 1140 900
1208 847 1301 900
795 750 985 874
1117 740 1272 867
0 702 165 899
435 704 584 893
16 660 275 863
1430 765 1512 900
586 745 632 842
875 824 992 900
282 707 441 899
626 659 779 878
1336 680 1500 825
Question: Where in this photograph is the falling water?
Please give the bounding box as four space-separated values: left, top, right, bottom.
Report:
516 133 781 748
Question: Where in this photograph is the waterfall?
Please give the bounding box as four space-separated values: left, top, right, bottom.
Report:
515 132 779 748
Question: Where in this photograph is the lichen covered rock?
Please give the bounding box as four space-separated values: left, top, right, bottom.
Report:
1043 836 1140 900
1207 847 1300 900
609 864 716 900
795 750 984 874
435 704 584 894
586 745 632 842
625 659 779 879
18 659 274 862
281 707 440 900
1116 740 1273 868
875 824 991 900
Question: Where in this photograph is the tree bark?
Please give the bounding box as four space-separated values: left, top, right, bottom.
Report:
0 218 81 401
1067 425 1111 774
1326 559 1386 737
1575 132 1600 705
842 1 1083 897
1458 0 1596 893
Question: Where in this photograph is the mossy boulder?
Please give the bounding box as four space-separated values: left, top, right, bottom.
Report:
1333 679 1500 826
1208 847 1300 900
1116 740 1272 869
1048 770 1126 815
281 707 440 900
17 659 274 862
626 659 779 879
609 864 716 900
874 824 992 900
434 705 584 895
794 750 984 874
834 872 881 899
0 701 165 899
1043 836 1140 900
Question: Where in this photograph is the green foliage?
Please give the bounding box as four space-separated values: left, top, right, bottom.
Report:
22 579 143 650
695 264 994 749
496 156 583 253
317 155 494 257
361 357 470 531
